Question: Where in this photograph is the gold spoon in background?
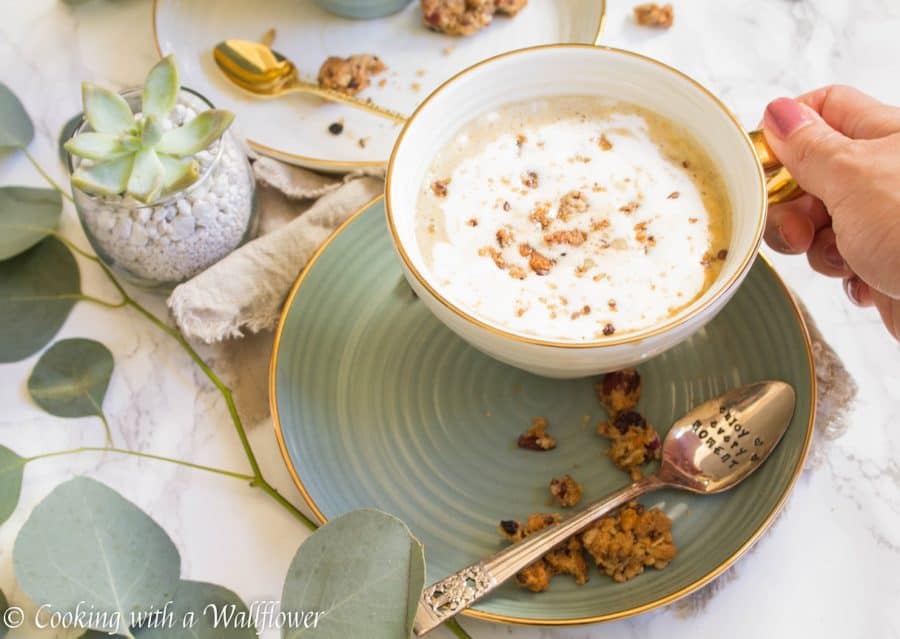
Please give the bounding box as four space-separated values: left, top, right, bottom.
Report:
213 39 408 125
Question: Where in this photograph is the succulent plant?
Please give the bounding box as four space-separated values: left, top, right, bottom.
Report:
65 55 234 204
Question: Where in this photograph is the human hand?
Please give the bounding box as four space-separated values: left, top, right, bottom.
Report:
762 85 900 340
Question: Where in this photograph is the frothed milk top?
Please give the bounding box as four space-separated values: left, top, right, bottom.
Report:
415 97 730 341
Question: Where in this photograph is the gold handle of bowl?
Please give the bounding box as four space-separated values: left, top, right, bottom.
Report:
749 129 803 205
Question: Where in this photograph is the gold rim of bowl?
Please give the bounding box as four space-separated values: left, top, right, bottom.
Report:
151 0 607 171
384 43 767 349
268 194 817 627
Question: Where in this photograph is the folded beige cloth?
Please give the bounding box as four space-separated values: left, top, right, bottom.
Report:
168 157 384 343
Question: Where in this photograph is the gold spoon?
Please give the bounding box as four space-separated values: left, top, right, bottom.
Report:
413 380 796 635
213 39 407 124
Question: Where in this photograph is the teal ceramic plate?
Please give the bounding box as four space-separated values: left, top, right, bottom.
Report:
270 198 815 626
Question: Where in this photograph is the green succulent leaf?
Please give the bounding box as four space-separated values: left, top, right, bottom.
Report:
82 83 135 136
136 580 256 639
0 82 34 149
71 155 134 197
156 110 234 157
159 155 199 194
27 338 114 422
127 148 164 203
142 55 180 121
141 114 164 148
0 445 26 526
64 131 134 161
0 237 80 363
0 186 62 260
281 509 425 639
14 476 181 637
58 112 84 167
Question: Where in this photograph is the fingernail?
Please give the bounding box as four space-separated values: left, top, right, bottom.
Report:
823 243 844 269
770 223 792 252
843 277 866 306
765 98 815 139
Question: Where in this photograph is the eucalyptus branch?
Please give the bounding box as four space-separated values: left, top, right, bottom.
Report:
22 146 74 203
26 446 255 482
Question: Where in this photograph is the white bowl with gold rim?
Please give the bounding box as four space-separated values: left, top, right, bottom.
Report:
385 45 793 379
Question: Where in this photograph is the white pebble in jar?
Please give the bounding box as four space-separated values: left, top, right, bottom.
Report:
74 99 256 285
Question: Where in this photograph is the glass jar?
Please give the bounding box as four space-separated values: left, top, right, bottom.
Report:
66 87 258 291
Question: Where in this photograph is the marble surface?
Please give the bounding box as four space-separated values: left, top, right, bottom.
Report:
1 0 899 637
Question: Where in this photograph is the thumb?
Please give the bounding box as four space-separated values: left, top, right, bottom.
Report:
763 97 852 201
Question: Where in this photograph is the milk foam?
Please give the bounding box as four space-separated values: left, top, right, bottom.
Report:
416 99 729 341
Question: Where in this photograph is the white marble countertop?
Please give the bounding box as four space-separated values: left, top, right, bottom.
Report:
1 1 899 637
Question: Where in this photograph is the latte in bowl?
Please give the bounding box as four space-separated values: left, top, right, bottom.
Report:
386 45 774 378
416 96 731 341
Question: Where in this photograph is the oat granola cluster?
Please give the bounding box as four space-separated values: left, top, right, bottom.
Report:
421 0 528 36
498 513 590 591
595 368 662 480
317 54 386 96
498 502 675 591
501 368 675 593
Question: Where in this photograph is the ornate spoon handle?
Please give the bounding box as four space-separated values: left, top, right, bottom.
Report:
412 475 664 636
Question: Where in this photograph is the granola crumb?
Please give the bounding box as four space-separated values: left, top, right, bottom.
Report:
602 322 616 336
466 218 478 227
517 417 557 451
581 502 676 582
442 46 455 55
667 191 680 199
516 133 528 147
528 202 552 229
550 475 583 507
596 368 641 415
619 201 639 214
688 216 698 224
545 229 587 246
599 134 613 150
633 3 674 28
508 265 527 280
430 179 450 197
502 200 511 212
318 54 386 96
528 248 555 276
608 299 617 311
717 248 728 260
496 228 514 247
411 82 422 92
357 136 369 148
597 410 661 479
558 190 589 221
522 170 539 189
478 246 506 269
570 304 591 320
378 77 388 88
495 0 529 16
421 0 495 35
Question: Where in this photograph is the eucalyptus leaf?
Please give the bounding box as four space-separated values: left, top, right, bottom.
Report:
142 56 179 121
127 148 164 203
82 83 135 136
72 155 134 197
0 186 62 260
156 110 234 157
27 338 114 421
0 445 26 526
59 112 84 167
281 509 425 639
0 237 80 363
0 82 34 149
14 477 181 637
137 580 255 639
0 588 9 638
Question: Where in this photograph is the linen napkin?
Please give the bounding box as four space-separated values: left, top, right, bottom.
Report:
167 157 384 343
